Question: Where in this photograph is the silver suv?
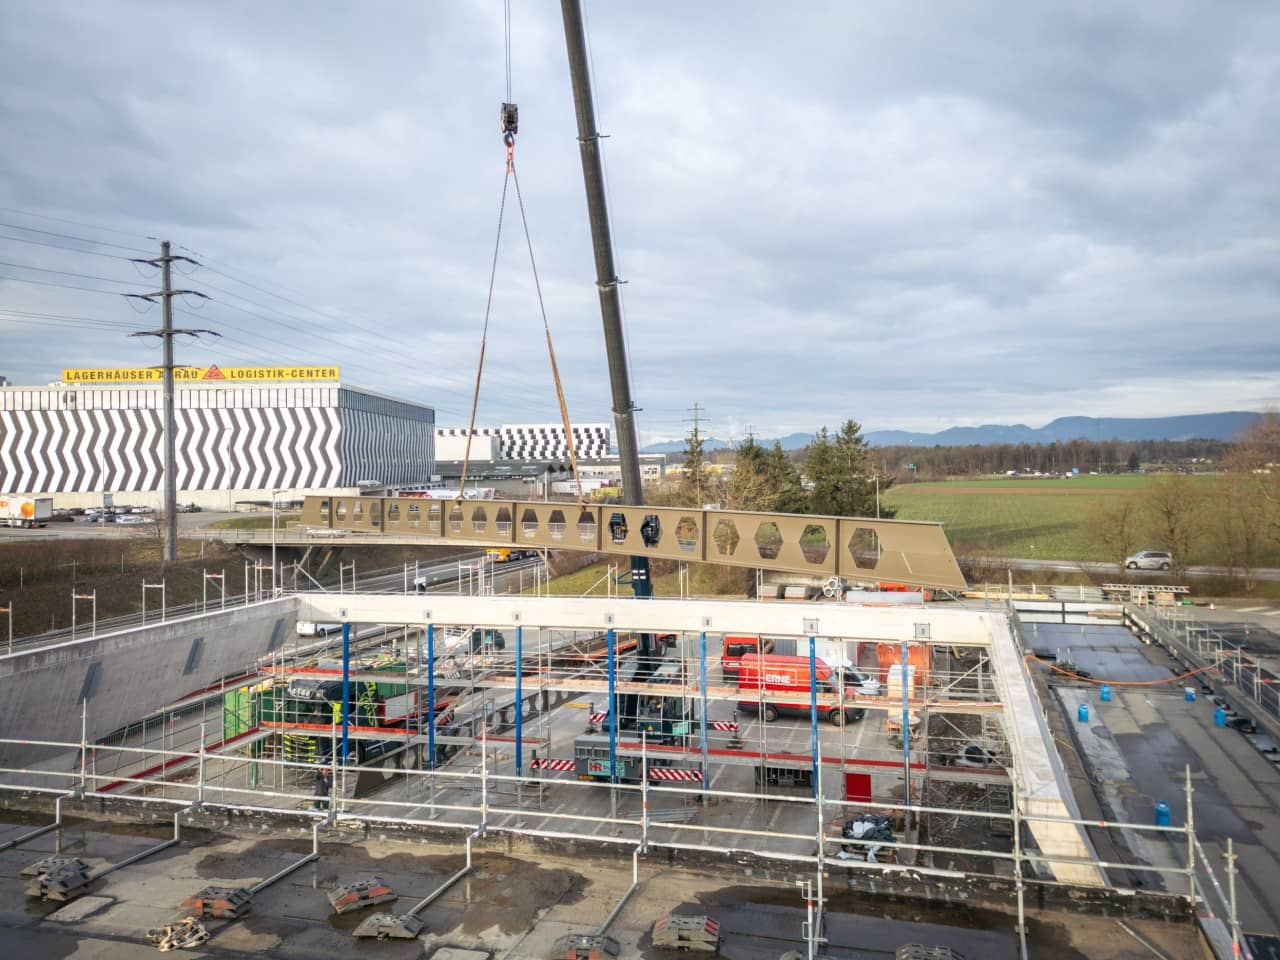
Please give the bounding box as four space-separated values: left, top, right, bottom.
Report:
1125 550 1172 571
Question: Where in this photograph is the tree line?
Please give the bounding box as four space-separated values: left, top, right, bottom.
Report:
872 437 1231 479
658 418 891 519
1090 414 1279 586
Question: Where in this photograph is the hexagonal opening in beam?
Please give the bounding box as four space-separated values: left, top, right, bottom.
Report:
548 509 567 541
470 506 488 533
754 521 783 560
576 510 597 543
520 508 539 539
447 504 464 534
849 527 881 569
495 507 513 535
608 512 629 544
640 514 662 548
799 524 830 564
712 519 740 557
675 516 699 553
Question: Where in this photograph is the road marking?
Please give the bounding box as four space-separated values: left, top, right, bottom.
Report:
1238 606 1269 613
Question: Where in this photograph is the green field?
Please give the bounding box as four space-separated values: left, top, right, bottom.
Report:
885 475 1230 563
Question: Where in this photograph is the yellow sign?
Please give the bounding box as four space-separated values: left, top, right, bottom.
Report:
61 365 340 384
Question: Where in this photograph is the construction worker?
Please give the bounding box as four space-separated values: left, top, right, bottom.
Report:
314 766 331 810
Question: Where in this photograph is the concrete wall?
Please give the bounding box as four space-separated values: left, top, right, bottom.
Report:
0 597 297 767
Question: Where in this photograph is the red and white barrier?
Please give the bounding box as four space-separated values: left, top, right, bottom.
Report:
529 757 575 772
648 767 703 782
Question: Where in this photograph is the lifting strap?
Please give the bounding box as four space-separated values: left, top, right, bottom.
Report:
458 49 586 504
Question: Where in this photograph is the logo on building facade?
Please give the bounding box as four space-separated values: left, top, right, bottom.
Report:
60 366 341 383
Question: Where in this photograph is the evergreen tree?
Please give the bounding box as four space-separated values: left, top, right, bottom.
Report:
804 420 893 518
680 418 710 506
728 437 805 512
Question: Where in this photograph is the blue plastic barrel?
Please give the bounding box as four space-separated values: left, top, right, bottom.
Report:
1185 687 1196 702
1099 684 1112 702
1155 800 1171 827
1077 702 1089 723
1214 707 1227 727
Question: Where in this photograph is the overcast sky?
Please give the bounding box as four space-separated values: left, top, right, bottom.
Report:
2 1 1278 443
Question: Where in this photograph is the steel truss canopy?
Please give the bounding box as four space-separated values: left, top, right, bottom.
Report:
280 496 966 590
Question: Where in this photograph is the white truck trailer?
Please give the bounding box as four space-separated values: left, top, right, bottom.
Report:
0 496 52 529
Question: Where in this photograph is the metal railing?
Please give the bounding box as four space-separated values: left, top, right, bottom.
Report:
1129 604 1280 730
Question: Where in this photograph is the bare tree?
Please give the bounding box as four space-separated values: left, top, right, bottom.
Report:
1141 475 1202 578
1216 421 1278 591
1087 495 1142 573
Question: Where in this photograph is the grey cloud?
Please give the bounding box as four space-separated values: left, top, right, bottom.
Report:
1 1 1278 441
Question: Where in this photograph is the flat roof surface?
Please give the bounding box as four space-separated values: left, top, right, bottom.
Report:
0 816 1204 959
1038 623 1280 953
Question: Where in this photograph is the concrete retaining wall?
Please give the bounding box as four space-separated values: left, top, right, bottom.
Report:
0 598 298 767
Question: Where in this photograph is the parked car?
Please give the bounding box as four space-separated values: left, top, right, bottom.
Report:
116 514 155 525
946 743 1000 768
841 668 882 697
1125 550 1172 571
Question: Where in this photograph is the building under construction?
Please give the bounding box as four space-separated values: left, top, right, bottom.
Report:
0 575 1274 956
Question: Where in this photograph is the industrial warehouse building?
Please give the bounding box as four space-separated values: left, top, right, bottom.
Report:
0 366 435 509
435 423 611 461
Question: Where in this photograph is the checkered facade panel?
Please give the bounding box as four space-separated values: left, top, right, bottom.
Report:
436 423 610 462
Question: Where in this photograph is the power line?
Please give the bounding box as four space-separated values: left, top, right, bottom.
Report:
0 308 136 329
0 258 149 287
0 221 153 254
0 315 138 333
193 259 417 344
0 272 144 296
0 232 134 260
0 206 153 241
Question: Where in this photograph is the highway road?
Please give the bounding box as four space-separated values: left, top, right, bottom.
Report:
977 556 1280 582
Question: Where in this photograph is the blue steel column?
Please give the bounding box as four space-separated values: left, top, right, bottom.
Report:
699 631 709 790
808 635 819 800
427 623 436 770
515 625 524 779
341 621 352 764
901 638 911 809
607 628 617 784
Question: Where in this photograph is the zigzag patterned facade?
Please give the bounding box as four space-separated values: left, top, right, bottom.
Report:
0 384 434 494
435 422 610 463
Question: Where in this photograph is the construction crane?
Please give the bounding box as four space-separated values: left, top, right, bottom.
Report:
559 1 657 648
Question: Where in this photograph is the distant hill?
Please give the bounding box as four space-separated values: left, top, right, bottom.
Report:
640 432 813 454
863 412 1261 447
639 412 1260 453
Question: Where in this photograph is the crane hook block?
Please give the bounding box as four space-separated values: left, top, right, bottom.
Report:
501 102 519 140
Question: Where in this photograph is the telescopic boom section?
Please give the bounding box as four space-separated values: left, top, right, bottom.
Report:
560 0 652 601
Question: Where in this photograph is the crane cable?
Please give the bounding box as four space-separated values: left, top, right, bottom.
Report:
458 0 586 504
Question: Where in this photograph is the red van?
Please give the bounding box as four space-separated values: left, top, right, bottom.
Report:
721 635 775 681
737 653 865 725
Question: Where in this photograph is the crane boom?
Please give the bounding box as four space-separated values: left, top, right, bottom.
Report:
560 0 653 605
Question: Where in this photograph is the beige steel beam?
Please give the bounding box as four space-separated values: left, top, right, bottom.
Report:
273 496 966 590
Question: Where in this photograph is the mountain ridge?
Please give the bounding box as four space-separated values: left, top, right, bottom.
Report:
639 411 1260 453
